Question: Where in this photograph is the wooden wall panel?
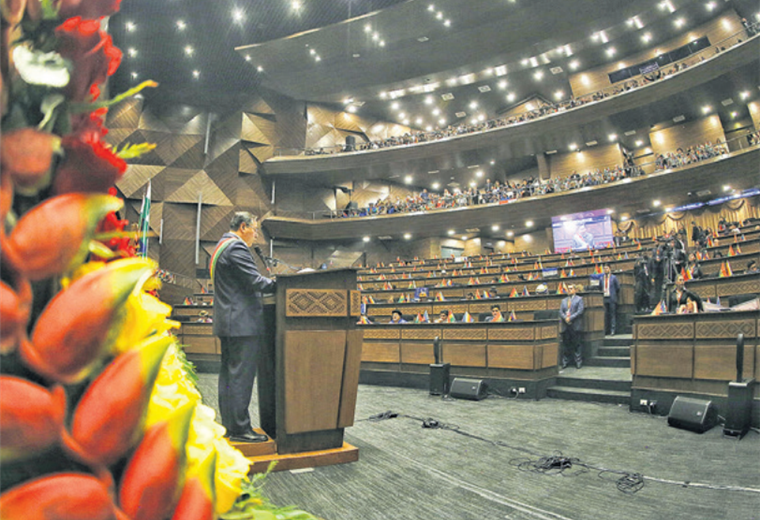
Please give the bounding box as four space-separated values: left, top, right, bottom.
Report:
548 144 624 179
649 116 725 157
362 342 400 363
500 96 550 119
443 343 487 367
570 11 747 97
748 101 760 129
636 344 693 378
400 343 435 364
487 345 534 369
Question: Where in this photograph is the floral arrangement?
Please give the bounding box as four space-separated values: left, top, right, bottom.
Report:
0 1 318 519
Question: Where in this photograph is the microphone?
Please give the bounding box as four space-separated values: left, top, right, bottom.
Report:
252 246 271 272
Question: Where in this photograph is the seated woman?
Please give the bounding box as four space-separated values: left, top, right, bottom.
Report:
668 275 703 314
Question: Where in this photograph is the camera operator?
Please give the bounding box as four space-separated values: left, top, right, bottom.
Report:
634 252 652 312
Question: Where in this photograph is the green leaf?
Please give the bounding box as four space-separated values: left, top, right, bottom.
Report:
37 93 65 131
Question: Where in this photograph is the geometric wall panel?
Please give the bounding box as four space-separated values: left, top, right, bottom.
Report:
164 170 232 206
242 113 273 145
117 164 164 198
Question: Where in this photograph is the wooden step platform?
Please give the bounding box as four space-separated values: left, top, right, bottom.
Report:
247 442 359 474
228 429 277 458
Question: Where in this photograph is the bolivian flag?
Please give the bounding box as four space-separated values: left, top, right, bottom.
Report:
461 311 474 323
569 269 576 277
736 244 742 254
509 287 518 298
398 294 406 303
636 241 642 251
594 264 603 275
560 269 567 278
447 311 457 323
500 273 509 283
435 292 446 301
383 281 393 290
414 313 424 324
367 295 376 304
423 310 430 322
624 252 629 259
522 286 530 296
358 283 364 291
681 267 692 281
183 297 194 305
527 272 534 281
408 281 417 289
475 289 483 299
378 274 387 280
508 310 517 322
492 310 504 322
357 315 372 324
557 282 568 295
719 261 733 277
728 245 736 257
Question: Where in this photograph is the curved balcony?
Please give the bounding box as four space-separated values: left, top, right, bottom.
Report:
262 35 760 183
262 145 760 241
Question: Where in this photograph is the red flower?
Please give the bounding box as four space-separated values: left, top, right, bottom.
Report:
55 0 123 20
55 17 122 102
53 130 127 195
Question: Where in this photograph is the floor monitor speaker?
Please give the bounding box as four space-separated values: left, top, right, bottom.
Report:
450 378 488 401
667 396 717 433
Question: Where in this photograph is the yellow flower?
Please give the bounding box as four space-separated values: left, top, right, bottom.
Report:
213 435 252 514
112 285 178 354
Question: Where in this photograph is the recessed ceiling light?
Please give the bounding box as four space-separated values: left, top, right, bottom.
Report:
405 175 413 184
492 225 500 231
525 220 534 227
415 117 423 125
398 112 406 118
232 9 244 22
476 170 483 177
642 32 652 43
364 24 371 32
444 19 451 27
706 1 716 11
130 71 138 78
436 12 443 20
428 4 435 11
507 231 514 237
498 80 508 89
404 233 412 240
402 118 410 125
740 91 750 99
674 18 685 28
490 160 495 165
608 134 617 141
192 70 200 78
569 60 580 70
554 90 564 100
438 118 446 125
363 236 371 242
127 47 137 57
478 114 485 122
184 45 194 56
432 108 440 116
425 96 434 105
432 182 440 190
484 68 494 75
461 235 468 240
606 47 616 57
256 65 263 72
245 55 251 61
635 140 643 146
569 143 577 150
391 102 400 110
506 93 516 102
469 101 478 109
723 185 731 191
176 20 186 30
315 55 321 61
347 105 357 113
379 40 385 47
291 1 301 10
652 199 661 207
448 229 455 235
702 105 711 114
534 70 544 80
126 21 136 31
469 181 476 187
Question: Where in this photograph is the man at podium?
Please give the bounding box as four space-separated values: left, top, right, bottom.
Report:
212 212 276 443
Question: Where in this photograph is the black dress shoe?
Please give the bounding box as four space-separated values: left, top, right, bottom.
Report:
229 432 269 443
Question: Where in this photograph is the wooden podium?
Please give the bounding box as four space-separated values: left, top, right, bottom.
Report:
256 268 362 457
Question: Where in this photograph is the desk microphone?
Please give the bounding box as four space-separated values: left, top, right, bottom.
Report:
253 246 270 272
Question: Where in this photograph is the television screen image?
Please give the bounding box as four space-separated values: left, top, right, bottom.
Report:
551 209 614 253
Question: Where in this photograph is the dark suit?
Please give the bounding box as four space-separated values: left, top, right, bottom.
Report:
602 273 620 335
559 294 584 367
668 288 703 313
213 232 275 436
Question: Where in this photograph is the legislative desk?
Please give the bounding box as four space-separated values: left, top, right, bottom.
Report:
631 309 760 425
682 272 760 302
359 292 604 398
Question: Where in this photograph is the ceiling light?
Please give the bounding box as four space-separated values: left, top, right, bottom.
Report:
425 125 432 131
526 220 534 227
398 112 406 118
438 118 446 125
363 236 371 243
506 231 514 237
379 40 385 47
232 8 244 22
461 235 468 240
569 143 577 151
635 140 643 146
425 96 434 105
740 91 750 100
521 58 529 66
470 117 478 125
291 1 301 10
125 21 136 32
652 200 661 207
364 24 371 32
476 170 483 177
245 55 251 61
498 80 507 89
469 101 478 109
731 111 738 118
192 70 200 78
569 60 580 70
702 105 711 114
404 233 412 240
706 1 716 10
490 160 495 165
506 93 516 102
405 175 413 184
127 47 137 57
391 102 400 110
436 11 443 20
130 71 138 79
447 229 455 235
432 108 440 116
485 68 494 75
176 20 186 30
492 225 500 231
723 185 731 191
428 4 435 11
608 134 617 141
606 47 616 57
674 18 685 28
347 105 357 113
478 114 485 122
642 32 652 43
184 45 194 56
256 65 263 72
415 117 423 125
379 91 388 99
402 119 410 125
315 55 321 61
554 90 564 100
534 70 544 80
444 19 451 27
432 182 440 190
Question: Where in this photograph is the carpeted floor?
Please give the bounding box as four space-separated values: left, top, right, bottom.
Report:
197 374 760 520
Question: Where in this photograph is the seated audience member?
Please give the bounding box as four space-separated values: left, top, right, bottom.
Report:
747 260 758 274
487 286 499 298
484 305 504 322
466 292 475 300
433 310 450 323
389 309 407 324
535 284 548 295
685 253 703 280
668 275 703 313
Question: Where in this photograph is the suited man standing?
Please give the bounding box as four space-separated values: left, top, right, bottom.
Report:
602 264 621 335
559 284 585 369
212 212 275 443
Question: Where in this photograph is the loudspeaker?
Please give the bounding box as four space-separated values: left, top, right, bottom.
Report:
450 378 488 401
345 135 356 151
429 363 450 396
667 396 717 433
724 379 754 439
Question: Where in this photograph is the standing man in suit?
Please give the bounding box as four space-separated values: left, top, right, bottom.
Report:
559 284 585 369
212 212 276 443
602 264 620 335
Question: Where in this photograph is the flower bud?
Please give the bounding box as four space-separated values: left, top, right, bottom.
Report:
0 376 66 462
0 128 61 193
171 450 216 520
7 193 123 281
23 258 153 384
0 281 28 354
0 472 118 520
119 401 195 520
71 334 173 466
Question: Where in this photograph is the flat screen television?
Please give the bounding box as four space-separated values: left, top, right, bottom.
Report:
552 209 614 253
